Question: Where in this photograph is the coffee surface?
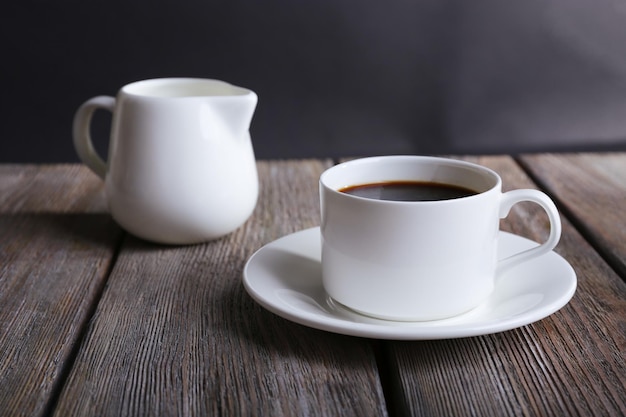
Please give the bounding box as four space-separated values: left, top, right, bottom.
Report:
340 181 478 201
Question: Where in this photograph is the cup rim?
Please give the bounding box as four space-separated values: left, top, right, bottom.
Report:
320 155 502 205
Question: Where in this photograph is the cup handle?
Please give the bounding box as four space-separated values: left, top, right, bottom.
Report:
498 189 562 272
72 96 116 180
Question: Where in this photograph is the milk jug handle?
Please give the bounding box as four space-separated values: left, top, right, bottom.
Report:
72 96 115 179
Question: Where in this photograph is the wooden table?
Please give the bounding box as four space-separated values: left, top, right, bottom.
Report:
1 153 624 417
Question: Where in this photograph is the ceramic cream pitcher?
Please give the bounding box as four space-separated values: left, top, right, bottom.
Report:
73 78 259 244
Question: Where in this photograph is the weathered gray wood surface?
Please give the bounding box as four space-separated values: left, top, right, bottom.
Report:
1 156 624 417
0 165 120 417
0 164 107 214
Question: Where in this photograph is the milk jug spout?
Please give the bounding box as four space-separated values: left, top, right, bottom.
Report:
208 89 258 141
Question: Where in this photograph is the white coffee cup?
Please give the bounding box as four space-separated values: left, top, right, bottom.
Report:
73 78 259 244
319 156 561 321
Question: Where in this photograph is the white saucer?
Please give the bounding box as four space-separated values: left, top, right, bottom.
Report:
243 227 576 340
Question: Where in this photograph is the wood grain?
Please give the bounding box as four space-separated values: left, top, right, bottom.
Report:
518 153 626 277
0 165 121 417
53 160 389 417
0 164 107 213
384 155 626 417
3 156 624 417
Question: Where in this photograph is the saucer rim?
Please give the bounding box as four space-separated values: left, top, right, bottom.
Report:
243 227 577 340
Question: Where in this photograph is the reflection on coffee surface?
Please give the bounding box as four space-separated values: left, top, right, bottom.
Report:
340 181 478 201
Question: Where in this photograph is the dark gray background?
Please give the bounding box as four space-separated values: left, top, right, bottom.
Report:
3 0 626 162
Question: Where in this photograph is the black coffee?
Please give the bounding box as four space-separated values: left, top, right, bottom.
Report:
340 181 478 201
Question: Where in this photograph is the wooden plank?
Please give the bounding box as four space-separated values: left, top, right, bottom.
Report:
0 165 122 417
384 155 626 417
517 153 626 277
0 164 107 213
53 160 389 417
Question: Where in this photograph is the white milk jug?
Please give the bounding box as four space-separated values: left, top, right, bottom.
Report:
73 78 259 244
